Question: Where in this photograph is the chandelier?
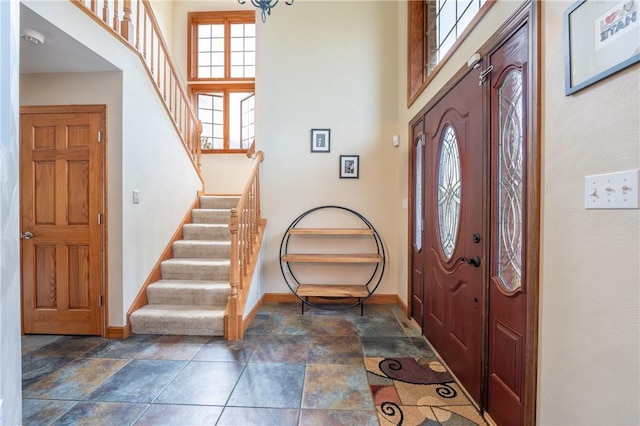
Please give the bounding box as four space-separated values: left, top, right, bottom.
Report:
238 0 294 23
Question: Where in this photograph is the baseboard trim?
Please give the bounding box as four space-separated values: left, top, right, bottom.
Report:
106 325 131 339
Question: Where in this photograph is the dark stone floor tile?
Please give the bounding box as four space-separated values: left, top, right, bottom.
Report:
134 335 210 360
299 409 379 426
85 359 185 403
361 336 421 357
410 336 437 357
21 335 65 355
244 315 285 335
217 407 300 426
193 337 256 362
250 335 309 363
22 355 76 389
310 316 358 336
353 315 407 337
273 302 305 315
227 362 305 408
51 401 147 426
23 358 128 400
257 302 279 315
155 361 244 405
83 335 157 359
134 404 223 425
301 303 363 316
22 399 74 426
302 364 374 410
245 314 314 335
307 335 363 364
28 336 106 358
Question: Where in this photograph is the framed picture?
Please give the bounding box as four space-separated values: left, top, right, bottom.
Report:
564 0 640 95
311 129 331 152
339 155 359 179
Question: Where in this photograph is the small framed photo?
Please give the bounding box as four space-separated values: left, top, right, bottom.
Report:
311 129 331 153
339 155 359 179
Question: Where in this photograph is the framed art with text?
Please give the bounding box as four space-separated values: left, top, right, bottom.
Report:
564 0 640 95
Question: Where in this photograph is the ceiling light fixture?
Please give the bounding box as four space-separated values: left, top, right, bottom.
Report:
21 29 45 45
238 0 294 23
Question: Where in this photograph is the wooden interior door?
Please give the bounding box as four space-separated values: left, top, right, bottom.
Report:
20 105 106 336
423 67 484 404
486 23 529 425
410 118 425 327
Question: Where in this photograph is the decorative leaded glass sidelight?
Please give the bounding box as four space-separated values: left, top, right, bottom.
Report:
437 125 461 260
414 134 424 252
497 69 524 291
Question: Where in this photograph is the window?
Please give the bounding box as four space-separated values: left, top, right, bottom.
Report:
188 11 255 152
408 0 493 106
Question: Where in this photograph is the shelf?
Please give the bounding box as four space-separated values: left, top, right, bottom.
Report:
286 228 375 235
281 253 383 263
297 284 370 298
279 205 386 315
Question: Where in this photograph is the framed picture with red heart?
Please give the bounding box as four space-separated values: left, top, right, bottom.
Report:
564 0 640 95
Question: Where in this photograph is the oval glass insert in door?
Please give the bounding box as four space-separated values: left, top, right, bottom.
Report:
437 125 461 261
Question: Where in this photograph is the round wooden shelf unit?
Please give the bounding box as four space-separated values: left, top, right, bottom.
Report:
279 205 386 315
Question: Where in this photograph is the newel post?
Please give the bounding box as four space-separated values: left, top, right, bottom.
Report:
226 208 240 340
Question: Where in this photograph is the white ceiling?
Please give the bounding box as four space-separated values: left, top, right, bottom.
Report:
20 3 119 74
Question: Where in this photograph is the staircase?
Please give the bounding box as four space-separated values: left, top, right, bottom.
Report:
130 195 239 336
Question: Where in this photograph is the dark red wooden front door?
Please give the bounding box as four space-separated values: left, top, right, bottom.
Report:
423 66 484 404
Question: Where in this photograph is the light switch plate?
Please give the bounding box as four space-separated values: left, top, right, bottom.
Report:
585 169 639 209
133 189 140 204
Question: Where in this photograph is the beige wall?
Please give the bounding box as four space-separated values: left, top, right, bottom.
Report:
256 1 401 298
538 1 639 423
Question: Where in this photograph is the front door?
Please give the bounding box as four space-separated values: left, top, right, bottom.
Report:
423 67 484 404
486 23 529 425
20 105 106 336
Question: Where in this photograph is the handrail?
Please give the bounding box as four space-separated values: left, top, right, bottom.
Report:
226 150 265 340
71 0 202 174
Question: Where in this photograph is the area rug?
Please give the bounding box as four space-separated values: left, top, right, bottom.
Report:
364 357 486 426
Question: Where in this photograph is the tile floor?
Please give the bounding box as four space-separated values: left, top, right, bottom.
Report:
22 302 485 425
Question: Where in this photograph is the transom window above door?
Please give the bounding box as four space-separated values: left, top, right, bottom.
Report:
188 11 255 153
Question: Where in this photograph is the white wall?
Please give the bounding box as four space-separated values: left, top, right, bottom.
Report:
23 0 204 327
538 2 639 424
0 0 22 423
201 153 252 194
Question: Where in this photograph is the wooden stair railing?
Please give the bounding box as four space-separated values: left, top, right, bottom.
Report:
225 149 266 340
71 0 202 174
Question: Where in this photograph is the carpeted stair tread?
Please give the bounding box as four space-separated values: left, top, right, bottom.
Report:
160 258 230 281
192 209 231 224
130 304 225 336
182 223 230 240
172 240 231 258
200 195 240 210
147 280 230 306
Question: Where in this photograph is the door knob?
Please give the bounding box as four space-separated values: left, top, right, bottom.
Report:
20 231 34 240
460 256 481 267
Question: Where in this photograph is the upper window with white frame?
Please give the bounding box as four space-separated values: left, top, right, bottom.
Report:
188 11 255 153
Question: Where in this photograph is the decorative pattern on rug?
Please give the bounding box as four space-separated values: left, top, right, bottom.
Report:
365 357 486 426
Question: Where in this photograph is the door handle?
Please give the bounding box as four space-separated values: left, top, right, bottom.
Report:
20 231 34 240
460 256 481 267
